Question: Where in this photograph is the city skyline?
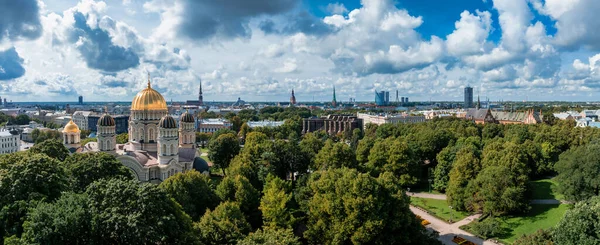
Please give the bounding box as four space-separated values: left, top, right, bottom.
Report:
1 0 600 102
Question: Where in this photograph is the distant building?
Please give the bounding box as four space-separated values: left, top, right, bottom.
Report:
247 120 285 128
88 114 129 134
0 129 20 154
290 89 297 106
186 80 204 106
464 86 473 108
73 111 94 131
302 115 363 135
197 118 232 133
375 91 390 106
463 109 543 124
78 95 83 105
576 118 600 128
357 113 425 128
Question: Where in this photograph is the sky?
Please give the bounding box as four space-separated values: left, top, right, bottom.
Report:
1 0 600 102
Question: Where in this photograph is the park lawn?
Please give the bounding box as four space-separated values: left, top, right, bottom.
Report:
465 204 569 244
410 197 469 223
530 178 564 200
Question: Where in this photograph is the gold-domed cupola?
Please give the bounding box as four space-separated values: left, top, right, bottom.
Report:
131 75 168 111
63 119 80 133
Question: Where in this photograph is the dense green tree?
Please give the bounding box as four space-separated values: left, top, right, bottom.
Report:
466 166 529 216
238 228 301 245
210 128 237 142
514 229 554 245
469 217 504 239
355 136 375 164
366 137 419 186
21 193 91 244
208 133 240 176
447 147 481 211
314 140 357 170
555 143 600 201
196 132 211 147
553 196 600 244
433 145 457 192
302 168 440 245
63 152 133 192
30 129 62 143
0 153 68 238
159 171 220 221
85 179 197 244
196 202 251 245
270 139 310 180
216 175 261 228
299 132 325 165
260 176 294 229
231 116 243 132
116 133 128 144
28 139 70 161
13 115 30 125
238 122 251 142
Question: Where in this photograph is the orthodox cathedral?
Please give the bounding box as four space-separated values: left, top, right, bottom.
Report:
62 77 206 183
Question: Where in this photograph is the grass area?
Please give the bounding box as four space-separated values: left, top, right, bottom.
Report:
197 147 212 163
530 178 564 200
464 204 569 244
410 197 469 223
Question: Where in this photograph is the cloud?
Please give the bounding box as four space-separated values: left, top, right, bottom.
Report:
0 0 43 41
532 0 600 51
326 3 348 15
146 0 299 41
446 10 491 56
0 47 25 80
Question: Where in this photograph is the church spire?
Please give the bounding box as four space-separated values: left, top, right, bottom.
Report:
332 86 337 107
198 79 203 105
476 94 481 109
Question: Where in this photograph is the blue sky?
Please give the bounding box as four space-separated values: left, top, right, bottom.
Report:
1 0 600 102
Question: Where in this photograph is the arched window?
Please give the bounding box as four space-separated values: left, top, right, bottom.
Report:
70 135 74 144
162 144 166 155
170 144 175 156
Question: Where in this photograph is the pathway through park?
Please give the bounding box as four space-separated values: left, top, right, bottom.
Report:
408 191 563 245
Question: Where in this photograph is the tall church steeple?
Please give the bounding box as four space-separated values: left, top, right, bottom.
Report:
290 89 296 106
332 86 337 107
198 79 203 106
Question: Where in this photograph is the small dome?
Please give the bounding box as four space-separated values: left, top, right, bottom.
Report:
159 115 177 128
180 111 195 123
63 120 80 133
98 114 115 127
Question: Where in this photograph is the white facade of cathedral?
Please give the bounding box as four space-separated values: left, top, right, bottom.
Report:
64 78 201 184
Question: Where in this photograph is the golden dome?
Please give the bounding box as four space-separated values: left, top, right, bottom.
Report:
131 79 167 111
63 120 80 133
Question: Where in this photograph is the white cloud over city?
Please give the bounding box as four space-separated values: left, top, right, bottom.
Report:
1 0 600 102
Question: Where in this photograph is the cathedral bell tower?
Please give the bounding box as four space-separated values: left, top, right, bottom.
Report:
179 111 196 149
157 115 179 165
97 114 116 153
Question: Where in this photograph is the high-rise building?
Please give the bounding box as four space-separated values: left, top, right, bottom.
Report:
78 95 83 104
290 89 296 106
375 91 390 106
464 86 474 108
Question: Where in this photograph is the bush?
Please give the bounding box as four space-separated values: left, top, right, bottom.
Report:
470 217 504 239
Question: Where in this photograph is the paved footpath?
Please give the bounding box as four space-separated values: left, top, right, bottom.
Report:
410 206 501 245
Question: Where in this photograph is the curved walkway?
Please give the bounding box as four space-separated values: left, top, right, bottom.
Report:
411 206 499 245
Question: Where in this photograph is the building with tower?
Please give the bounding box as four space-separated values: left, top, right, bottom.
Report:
186 79 204 106
464 86 474 108
65 75 206 183
290 89 296 106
